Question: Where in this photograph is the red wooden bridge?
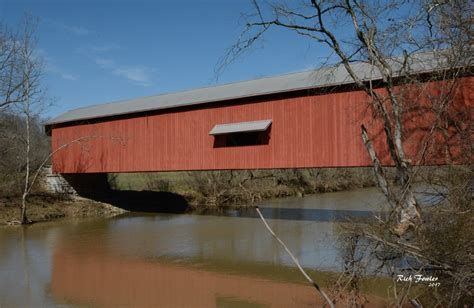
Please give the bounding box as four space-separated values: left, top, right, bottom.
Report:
45 56 472 175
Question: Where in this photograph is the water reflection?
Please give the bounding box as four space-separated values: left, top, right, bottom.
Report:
54 213 347 271
233 207 375 222
0 187 392 307
0 226 59 307
50 250 322 307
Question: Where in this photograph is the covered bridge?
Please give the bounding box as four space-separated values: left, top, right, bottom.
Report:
45 53 472 174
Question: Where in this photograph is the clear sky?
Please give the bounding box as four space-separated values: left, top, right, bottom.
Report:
1 0 327 118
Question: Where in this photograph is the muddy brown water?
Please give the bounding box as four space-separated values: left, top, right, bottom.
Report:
0 187 394 307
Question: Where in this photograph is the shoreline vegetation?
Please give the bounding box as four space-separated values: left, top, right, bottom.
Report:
110 167 378 209
1 167 377 226
0 166 449 226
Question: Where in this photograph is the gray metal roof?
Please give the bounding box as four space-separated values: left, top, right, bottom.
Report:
45 51 452 126
209 119 272 135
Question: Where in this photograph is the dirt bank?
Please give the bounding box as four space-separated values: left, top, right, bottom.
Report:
0 193 126 226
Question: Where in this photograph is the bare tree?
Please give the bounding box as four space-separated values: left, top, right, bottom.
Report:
222 0 472 305
222 0 471 235
8 16 47 224
0 22 29 111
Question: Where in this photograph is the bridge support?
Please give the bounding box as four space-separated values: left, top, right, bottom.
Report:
44 168 110 198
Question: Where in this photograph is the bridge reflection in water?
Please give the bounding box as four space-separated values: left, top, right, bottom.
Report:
48 201 386 307
51 250 323 307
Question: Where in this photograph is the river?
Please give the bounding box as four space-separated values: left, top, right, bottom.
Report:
0 187 392 307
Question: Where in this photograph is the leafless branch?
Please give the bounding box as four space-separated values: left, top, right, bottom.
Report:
255 206 334 307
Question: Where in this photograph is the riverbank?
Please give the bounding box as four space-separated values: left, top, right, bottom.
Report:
110 167 378 210
1 168 379 225
0 193 125 226
0 167 381 226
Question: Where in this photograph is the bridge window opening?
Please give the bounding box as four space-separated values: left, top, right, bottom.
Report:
214 131 270 147
209 119 272 148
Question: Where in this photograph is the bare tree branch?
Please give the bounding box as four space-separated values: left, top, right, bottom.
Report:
255 206 334 307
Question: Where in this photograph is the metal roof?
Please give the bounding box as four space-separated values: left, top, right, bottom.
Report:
209 119 272 135
45 51 452 126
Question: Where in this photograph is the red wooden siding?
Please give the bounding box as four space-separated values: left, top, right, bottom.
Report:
51 77 473 173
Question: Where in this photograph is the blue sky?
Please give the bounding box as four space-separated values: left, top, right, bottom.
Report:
1 0 328 118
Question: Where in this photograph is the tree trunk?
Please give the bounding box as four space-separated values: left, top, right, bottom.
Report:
361 125 421 234
21 193 29 224
21 78 31 225
395 189 422 235
361 125 394 207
